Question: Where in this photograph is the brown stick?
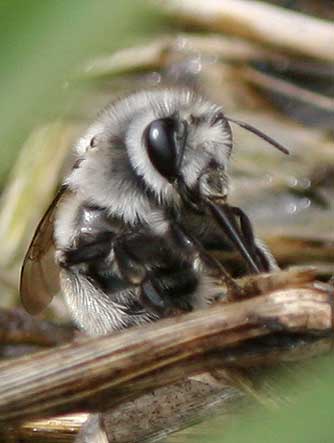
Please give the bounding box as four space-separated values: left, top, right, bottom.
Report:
17 413 89 443
0 281 332 429
80 34 270 79
266 236 334 266
0 308 74 347
243 67 334 112
14 334 333 443
160 0 334 61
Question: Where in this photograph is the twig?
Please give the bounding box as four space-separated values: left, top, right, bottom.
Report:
0 273 332 429
266 237 334 268
14 334 333 443
80 34 270 79
0 308 74 347
214 240 334 276
81 33 333 82
243 67 334 113
159 0 334 62
17 413 89 443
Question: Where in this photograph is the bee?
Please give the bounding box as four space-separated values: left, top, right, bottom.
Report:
20 89 289 336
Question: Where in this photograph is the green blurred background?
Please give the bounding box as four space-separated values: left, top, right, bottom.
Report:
0 0 163 181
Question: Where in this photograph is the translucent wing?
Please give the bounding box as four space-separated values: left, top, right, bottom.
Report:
20 185 68 315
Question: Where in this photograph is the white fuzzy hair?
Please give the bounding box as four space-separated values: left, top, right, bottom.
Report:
66 89 232 227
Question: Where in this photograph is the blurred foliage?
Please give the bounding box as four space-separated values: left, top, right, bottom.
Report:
0 0 164 184
170 356 334 443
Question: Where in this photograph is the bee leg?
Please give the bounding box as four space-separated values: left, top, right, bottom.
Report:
140 279 170 315
169 223 243 297
169 223 200 260
115 230 199 314
231 206 274 272
169 222 227 276
57 232 114 268
113 240 170 313
113 241 146 286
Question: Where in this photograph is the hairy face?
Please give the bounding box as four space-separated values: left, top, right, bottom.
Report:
125 89 232 201
69 89 233 213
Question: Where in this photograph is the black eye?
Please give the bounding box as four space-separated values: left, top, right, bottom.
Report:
143 117 181 182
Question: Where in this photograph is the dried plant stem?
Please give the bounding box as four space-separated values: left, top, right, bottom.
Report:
266 237 334 267
1 270 334 442
13 334 333 443
160 0 334 61
17 413 89 443
81 34 269 79
0 280 332 429
243 67 334 112
0 308 74 347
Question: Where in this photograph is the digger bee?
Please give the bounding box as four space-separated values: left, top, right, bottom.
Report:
20 89 289 336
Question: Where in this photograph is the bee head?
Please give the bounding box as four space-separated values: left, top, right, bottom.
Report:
126 89 288 209
125 89 233 207
69 89 288 220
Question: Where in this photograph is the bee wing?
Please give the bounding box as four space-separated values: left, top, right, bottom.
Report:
20 185 68 315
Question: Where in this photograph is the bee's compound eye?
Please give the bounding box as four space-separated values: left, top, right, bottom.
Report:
143 117 179 182
90 136 98 148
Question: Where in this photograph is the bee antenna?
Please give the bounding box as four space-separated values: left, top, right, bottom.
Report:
226 117 290 155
